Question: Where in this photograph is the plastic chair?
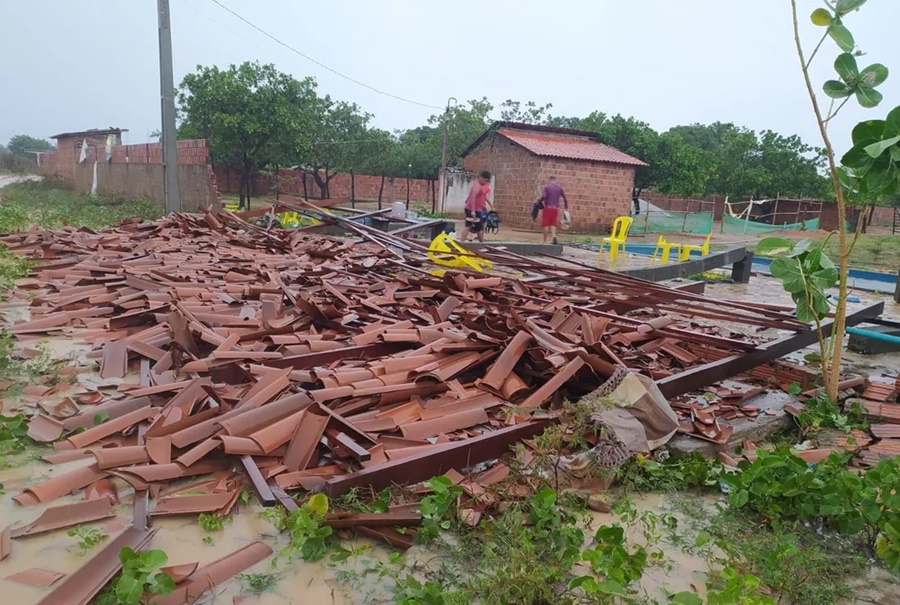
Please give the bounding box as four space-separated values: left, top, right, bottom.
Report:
678 232 713 261
280 210 300 228
427 233 493 273
652 235 682 265
599 216 633 262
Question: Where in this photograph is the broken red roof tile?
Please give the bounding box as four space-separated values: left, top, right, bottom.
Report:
15 464 108 506
5 567 66 587
11 498 115 538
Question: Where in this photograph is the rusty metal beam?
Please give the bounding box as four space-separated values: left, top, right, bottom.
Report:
325 419 553 498
656 301 884 398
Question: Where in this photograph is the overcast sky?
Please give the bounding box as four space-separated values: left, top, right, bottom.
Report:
2 0 898 156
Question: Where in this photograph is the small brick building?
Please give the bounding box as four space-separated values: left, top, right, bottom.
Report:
46 128 126 182
461 122 646 231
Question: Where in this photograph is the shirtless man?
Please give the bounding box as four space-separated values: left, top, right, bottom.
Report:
538 175 568 244
458 170 493 243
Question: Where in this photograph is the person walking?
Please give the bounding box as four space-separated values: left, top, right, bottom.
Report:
539 176 568 244
458 170 493 243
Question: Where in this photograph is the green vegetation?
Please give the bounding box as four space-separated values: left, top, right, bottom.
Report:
0 412 31 460
615 453 723 493
722 448 900 572
197 512 230 532
67 525 108 555
279 493 333 562
792 392 867 437
0 179 161 232
97 548 174 605
237 572 282 595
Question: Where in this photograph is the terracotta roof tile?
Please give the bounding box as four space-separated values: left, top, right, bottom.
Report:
497 128 648 166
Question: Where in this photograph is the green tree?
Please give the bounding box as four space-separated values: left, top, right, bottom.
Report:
177 61 319 208
7 135 52 158
300 98 370 199
498 100 554 124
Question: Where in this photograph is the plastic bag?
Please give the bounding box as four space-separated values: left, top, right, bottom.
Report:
561 209 571 230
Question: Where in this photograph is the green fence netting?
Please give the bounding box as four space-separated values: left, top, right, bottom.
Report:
721 214 819 234
632 211 714 235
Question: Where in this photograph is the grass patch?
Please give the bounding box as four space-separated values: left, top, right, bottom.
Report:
0 179 161 232
670 497 867 605
752 233 900 273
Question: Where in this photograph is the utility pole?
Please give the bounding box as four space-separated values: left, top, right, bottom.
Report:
437 97 456 214
157 0 181 214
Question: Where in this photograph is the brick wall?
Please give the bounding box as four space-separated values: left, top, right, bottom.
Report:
40 138 215 210
463 137 634 231
214 166 437 206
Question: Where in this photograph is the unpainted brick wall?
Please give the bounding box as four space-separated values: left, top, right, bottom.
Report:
41 139 215 210
214 166 437 206
463 138 635 231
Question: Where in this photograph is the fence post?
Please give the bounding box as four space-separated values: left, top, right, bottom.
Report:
644 208 650 235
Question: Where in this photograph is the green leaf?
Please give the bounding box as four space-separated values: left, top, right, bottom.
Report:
695 531 711 547
756 237 794 257
148 572 175 596
859 64 889 88
771 257 805 294
670 592 704 605
834 53 859 82
864 135 900 159
852 120 886 145
823 80 852 99
731 489 749 508
810 8 832 26
307 493 329 517
115 575 145 605
786 238 813 258
137 550 168 573
828 22 855 52
804 352 823 363
885 106 900 137
856 86 884 108
118 547 138 565
93 412 109 426
835 0 867 15
842 143 875 169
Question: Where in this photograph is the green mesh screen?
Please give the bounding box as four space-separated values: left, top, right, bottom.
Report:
631 211 714 235
721 214 820 234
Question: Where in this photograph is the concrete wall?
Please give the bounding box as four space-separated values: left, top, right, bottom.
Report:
442 170 495 216
72 163 216 211
464 136 634 231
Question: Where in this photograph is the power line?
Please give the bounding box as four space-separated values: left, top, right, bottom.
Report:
205 0 444 110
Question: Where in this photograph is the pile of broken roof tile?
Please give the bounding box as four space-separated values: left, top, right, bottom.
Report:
0 211 814 517
0 209 835 603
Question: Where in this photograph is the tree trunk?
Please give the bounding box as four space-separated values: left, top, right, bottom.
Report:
389 177 395 203
350 171 356 208
274 165 280 201
239 170 247 209
406 176 411 209
378 175 385 210
323 168 329 199
302 171 308 200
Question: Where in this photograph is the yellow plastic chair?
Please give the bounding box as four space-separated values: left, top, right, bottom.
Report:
599 216 633 262
428 233 493 273
678 232 713 261
652 235 682 265
280 210 300 228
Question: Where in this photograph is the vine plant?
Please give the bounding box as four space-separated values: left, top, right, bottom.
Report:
788 0 898 400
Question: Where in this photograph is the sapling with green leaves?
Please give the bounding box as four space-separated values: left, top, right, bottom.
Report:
790 0 899 401
97 548 174 605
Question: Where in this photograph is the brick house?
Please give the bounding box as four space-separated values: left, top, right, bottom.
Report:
461 122 647 231
45 128 126 182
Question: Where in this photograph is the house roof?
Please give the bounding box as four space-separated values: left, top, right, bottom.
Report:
50 128 127 139
461 122 648 167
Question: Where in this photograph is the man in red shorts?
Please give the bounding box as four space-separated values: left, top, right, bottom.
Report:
539 175 568 244
458 171 493 243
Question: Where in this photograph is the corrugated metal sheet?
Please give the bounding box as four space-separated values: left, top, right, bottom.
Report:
497 128 648 166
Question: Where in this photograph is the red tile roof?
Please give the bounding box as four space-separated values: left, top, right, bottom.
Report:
497 128 647 167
